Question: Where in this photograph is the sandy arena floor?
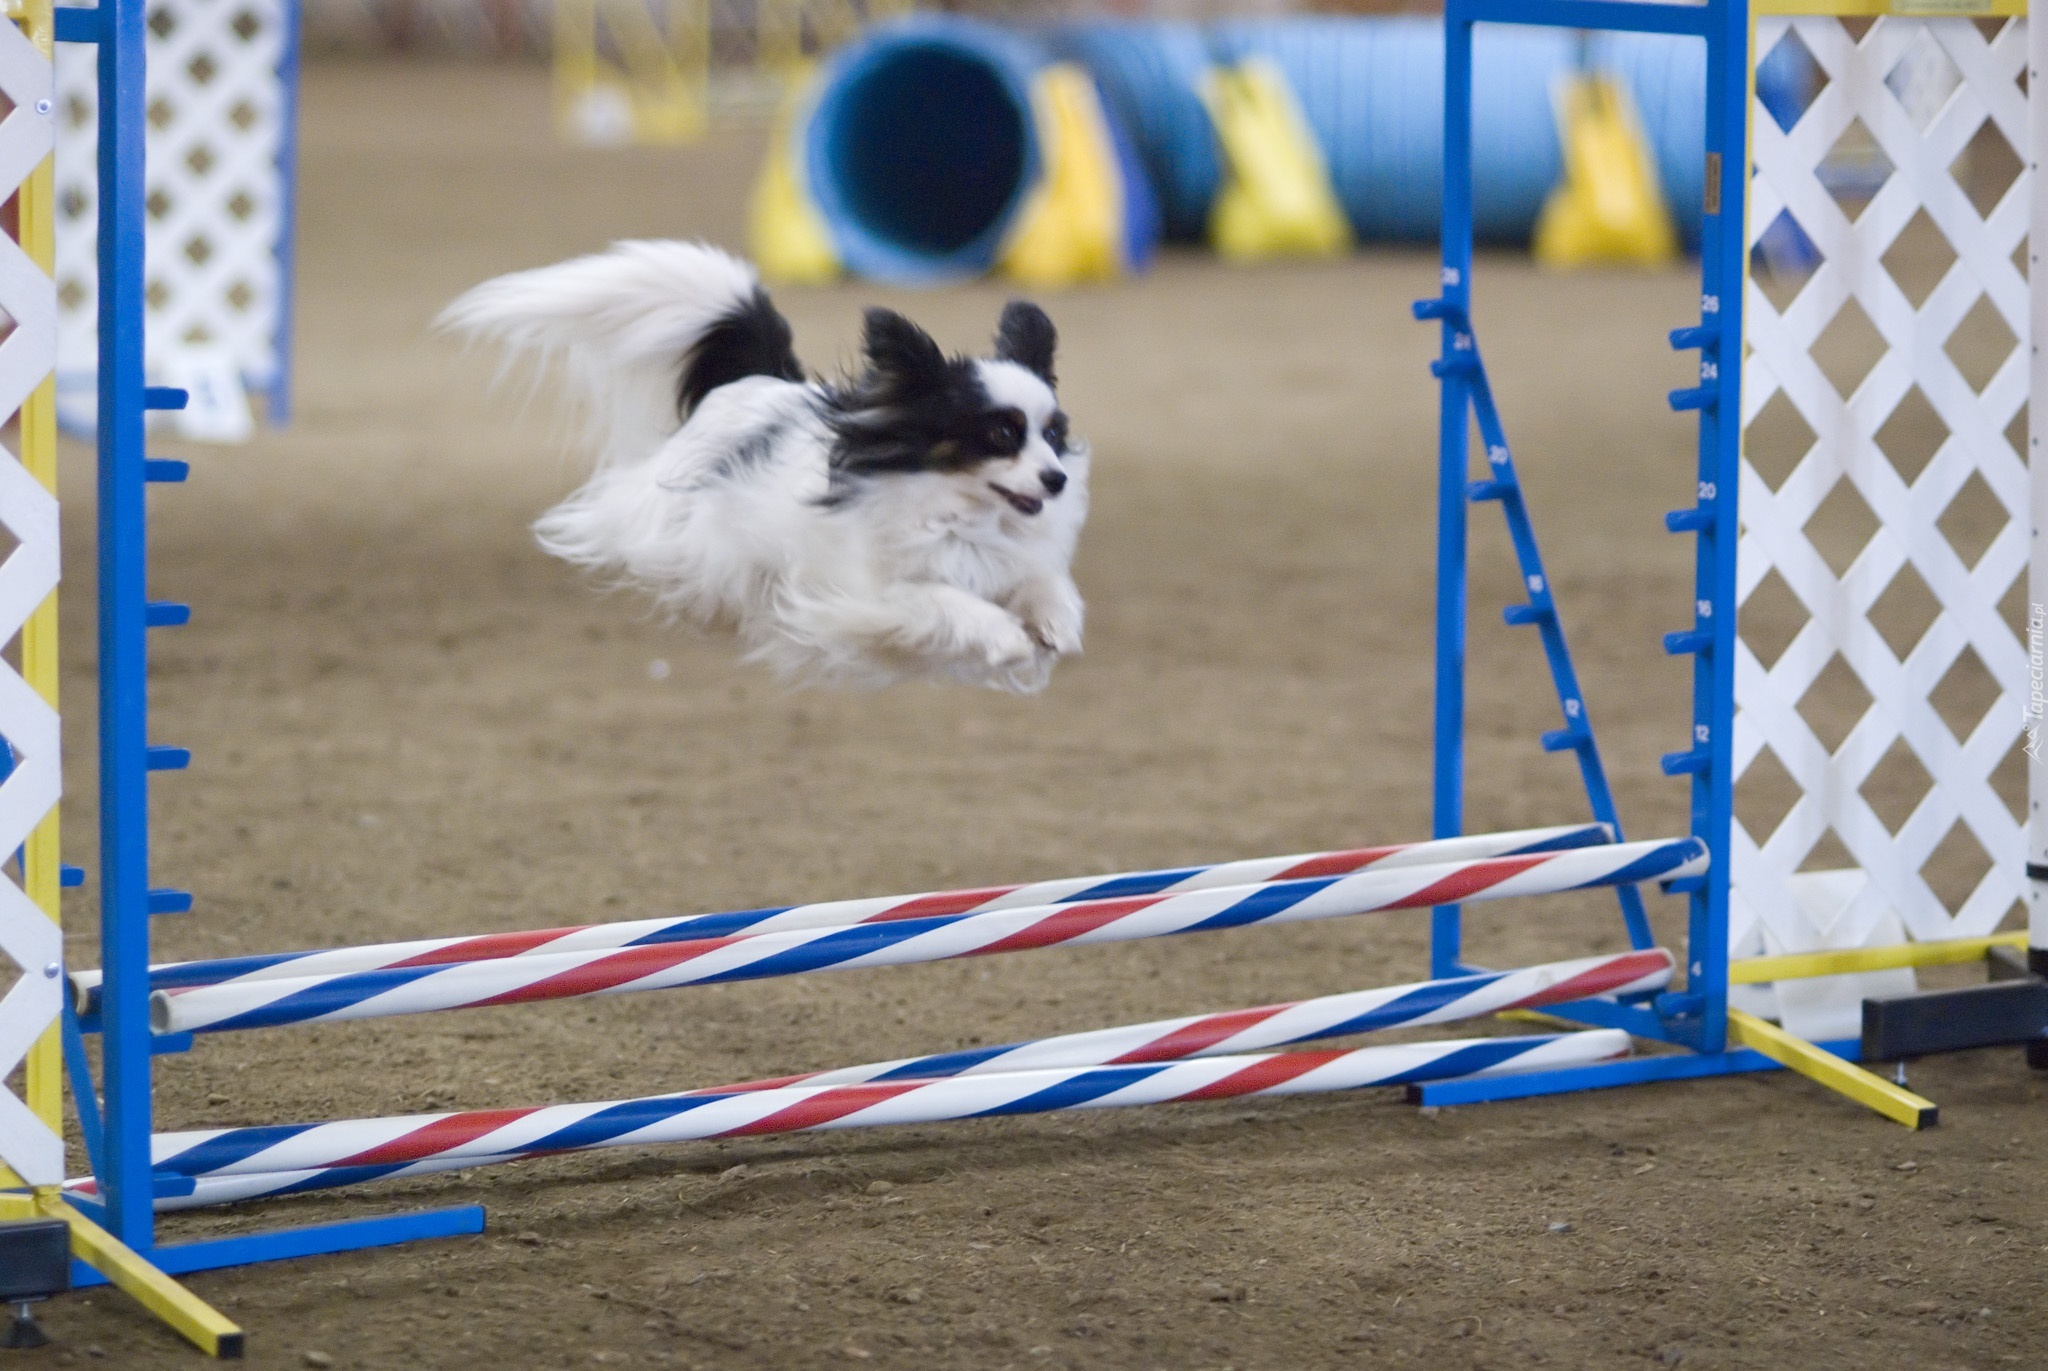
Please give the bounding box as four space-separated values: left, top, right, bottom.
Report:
31 60 2048 1369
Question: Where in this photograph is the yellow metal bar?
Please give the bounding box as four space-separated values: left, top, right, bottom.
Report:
40 1197 244 1358
1731 932 2026 984
1506 1006 1939 1130
0 1194 245 1357
1727 1008 1938 1128
1497 1008 1577 1030
1753 0 2023 14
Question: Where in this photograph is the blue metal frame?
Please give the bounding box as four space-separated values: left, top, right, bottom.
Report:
67 1207 487 1289
43 0 1789 1246
1411 1036 1863 1108
1413 293 1653 968
60 0 476 1275
1425 0 1747 1067
267 0 299 424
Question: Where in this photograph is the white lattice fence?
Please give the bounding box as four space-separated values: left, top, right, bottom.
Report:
1737 14 2030 961
55 0 289 406
0 12 63 1188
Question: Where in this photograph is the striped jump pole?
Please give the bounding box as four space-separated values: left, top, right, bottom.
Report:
151 837 1703 1034
73 822 1615 1017
70 949 1669 1211
105 1029 1632 1210
702 947 1674 1090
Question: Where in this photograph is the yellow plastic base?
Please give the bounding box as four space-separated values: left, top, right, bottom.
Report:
1201 59 1352 263
1533 74 1679 271
998 63 1129 287
748 64 841 286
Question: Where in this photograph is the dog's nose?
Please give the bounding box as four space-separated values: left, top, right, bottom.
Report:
1040 468 1068 496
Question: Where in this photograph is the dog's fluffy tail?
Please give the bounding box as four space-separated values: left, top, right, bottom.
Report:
437 240 801 469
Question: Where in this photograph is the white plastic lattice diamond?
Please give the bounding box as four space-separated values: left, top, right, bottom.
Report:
54 0 287 395
0 13 61 1188
1738 16 2029 955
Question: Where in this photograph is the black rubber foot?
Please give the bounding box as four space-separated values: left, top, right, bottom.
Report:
1 1314 49 1349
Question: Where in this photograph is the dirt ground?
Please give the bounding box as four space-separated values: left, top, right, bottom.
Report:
31 60 2048 1370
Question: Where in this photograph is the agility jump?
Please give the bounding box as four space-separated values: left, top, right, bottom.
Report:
19 0 2039 1359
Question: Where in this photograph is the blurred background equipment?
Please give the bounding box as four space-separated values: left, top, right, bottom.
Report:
766 15 1709 283
1532 65 1679 270
1199 55 1351 262
284 0 1714 287
54 0 298 437
552 0 913 148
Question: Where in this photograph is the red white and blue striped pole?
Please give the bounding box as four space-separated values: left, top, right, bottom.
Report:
710 947 1672 1090
73 822 1615 1017
150 837 1703 1034
71 949 1667 1211
101 1028 1631 1210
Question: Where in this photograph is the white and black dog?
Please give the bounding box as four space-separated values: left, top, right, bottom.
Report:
440 241 1088 692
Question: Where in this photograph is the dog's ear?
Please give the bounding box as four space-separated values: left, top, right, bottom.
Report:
861 308 949 392
993 301 1056 385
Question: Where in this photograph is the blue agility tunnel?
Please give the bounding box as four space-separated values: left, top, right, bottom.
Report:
804 18 1045 284
803 17 1162 285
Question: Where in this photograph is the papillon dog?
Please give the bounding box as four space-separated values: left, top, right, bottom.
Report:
439 241 1088 692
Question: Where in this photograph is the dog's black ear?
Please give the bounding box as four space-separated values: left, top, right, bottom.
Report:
993 301 1056 385
861 308 949 392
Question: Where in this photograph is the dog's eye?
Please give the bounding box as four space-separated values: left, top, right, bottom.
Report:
987 412 1024 450
1044 414 1068 451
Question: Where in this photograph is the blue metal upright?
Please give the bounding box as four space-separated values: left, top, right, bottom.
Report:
1427 12 1475 979
89 0 158 1253
1415 0 1749 1095
268 0 300 424
59 0 481 1283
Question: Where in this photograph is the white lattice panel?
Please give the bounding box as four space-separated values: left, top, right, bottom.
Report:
55 0 287 393
0 14 63 1188
1738 15 2030 956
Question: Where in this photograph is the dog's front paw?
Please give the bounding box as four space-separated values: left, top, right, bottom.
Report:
1016 584 1084 657
973 613 1041 670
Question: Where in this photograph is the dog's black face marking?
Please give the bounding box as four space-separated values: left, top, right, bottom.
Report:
993 301 1056 385
821 309 1061 505
982 408 1027 456
1042 411 1069 455
679 287 805 417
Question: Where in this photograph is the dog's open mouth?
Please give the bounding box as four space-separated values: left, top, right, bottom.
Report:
991 483 1044 517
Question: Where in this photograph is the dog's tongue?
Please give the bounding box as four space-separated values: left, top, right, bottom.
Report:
994 484 1043 516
